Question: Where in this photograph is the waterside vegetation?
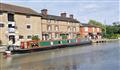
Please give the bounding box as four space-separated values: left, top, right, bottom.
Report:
88 20 120 39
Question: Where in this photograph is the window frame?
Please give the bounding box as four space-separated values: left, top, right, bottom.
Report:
26 24 32 29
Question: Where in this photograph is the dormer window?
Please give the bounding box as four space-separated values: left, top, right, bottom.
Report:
8 13 14 21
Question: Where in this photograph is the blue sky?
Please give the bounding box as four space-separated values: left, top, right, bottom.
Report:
1 0 120 25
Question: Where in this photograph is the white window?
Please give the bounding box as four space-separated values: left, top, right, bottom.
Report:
47 25 51 31
73 27 76 31
97 28 99 32
68 22 70 24
84 27 88 32
55 26 59 31
93 27 95 32
68 26 71 31
48 20 51 23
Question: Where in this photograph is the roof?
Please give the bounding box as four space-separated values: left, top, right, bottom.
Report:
81 23 101 28
0 3 80 23
41 14 80 23
0 3 40 16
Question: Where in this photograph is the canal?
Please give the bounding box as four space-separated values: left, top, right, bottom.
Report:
0 40 120 70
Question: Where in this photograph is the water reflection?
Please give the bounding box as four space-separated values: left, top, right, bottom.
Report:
1 40 120 70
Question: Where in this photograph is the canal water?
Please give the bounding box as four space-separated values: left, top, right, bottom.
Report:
0 40 120 70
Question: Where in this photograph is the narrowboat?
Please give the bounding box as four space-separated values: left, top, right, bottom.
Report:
7 38 92 54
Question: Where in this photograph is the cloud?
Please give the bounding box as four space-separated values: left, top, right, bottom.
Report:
84 4 99 9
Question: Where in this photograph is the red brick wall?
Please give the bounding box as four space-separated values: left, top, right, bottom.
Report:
80 26 102 37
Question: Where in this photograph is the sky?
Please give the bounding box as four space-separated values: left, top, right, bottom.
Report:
1 0 120 25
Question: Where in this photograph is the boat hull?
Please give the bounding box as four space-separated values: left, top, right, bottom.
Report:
11 38 92 54
11 41 91 54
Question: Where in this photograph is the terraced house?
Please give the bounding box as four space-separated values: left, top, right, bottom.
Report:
0 3 80 45
0 3 42 45
41 9 80 40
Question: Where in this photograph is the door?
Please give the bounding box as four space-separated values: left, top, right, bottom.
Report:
9 35 15 44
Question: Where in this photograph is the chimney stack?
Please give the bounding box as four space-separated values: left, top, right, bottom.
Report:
69 14 73 18
41 9 48 16
61 12 66 17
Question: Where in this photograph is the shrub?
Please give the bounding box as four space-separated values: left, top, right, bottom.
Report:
32 36 40 40
62 35 67 39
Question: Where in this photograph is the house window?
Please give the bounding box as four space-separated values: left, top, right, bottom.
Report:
73 27 76 31
47 25 51 31
93 27 95 32
57 21 59 24
68 26 71 31
97 28 99 32
48 20 51 23
68 22 70 24
54 20 57 23
26 24 31 29
84 27 88 32
8 13 14 21
26 15 30 18
19 35 24 39
0 22 4 27
8 24 15 28
0 11 3 15
55 26 59 31
27 35 32 39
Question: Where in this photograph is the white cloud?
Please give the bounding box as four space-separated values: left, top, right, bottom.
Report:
84 4 99 9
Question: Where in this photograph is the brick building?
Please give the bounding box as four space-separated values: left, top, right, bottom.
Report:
41 9 80 40
80 24 102 39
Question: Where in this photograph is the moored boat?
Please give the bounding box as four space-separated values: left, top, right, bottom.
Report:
7 38 92 54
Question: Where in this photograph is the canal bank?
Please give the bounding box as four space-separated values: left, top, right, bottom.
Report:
91 39 119 43
0 40 120 70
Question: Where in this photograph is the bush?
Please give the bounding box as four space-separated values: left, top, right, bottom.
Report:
32 36 40 40
62 35 67 39
76 35 81 38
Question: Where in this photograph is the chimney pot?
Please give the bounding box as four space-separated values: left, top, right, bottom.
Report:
41 9 48 16
61 12 66 17
69 14 73 18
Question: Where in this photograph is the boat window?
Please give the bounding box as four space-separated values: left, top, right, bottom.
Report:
58 41 61 44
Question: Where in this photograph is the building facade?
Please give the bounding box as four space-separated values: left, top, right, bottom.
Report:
0 3 42 45
80 24 102 39
0 3 80 45
41 9 80 40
